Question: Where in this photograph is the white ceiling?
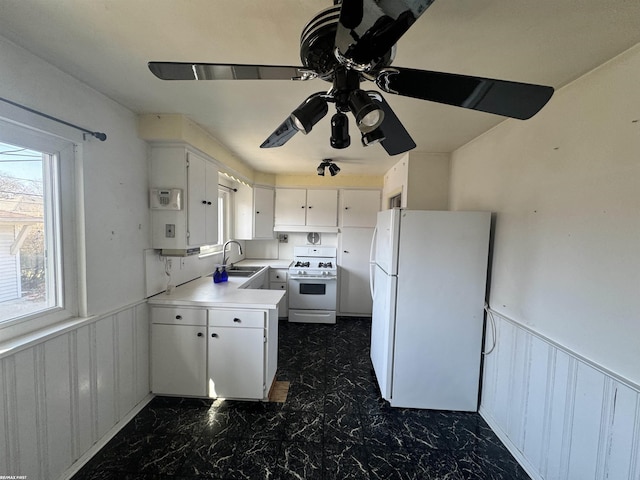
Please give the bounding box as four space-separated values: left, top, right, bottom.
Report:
1 0 639 176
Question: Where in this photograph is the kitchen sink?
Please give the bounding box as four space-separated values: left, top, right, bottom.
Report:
226 266 262 276
207 266 262 278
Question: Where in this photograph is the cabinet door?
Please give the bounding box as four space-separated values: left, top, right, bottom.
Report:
275 188 306 226
234 183 253 240
186 153 218 246
254 187 275 239
187 153 208 246
151 324 207 396
208 327 265 399
338 227 375 315
306 189 338 226
340 189 381 227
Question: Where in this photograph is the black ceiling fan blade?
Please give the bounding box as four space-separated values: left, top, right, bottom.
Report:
334 0 435 66
375 94 416 155
376 67 554 120
260 117 299 148
148 62 311 81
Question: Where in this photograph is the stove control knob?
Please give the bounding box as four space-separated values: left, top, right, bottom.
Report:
298 270 304 275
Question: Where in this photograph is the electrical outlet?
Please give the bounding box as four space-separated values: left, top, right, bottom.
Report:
278 233 288 243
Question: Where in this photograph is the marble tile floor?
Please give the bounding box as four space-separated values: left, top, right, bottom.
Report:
72 317 530 480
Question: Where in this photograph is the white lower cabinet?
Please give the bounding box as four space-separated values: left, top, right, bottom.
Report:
151 305 277 400
151 307 208 397
208 324 265 399
208 308 277 400
269 268 288 317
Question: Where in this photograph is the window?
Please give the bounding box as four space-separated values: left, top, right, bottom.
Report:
218 187 231 245
200 186 232 256
0 119 78 339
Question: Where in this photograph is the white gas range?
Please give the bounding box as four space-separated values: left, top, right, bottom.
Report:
288 246 337 324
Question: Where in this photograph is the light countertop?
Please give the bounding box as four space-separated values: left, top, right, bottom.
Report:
234 259 293 269
148 259 291 310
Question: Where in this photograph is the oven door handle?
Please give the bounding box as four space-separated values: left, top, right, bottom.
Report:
289 275 337 281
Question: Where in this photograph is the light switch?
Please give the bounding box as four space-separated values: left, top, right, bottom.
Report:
165 224 175 238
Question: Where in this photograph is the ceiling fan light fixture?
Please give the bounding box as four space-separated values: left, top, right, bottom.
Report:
361 128 385 147
349 90 385 133
330 112 350 149
290 96 328 134
317 159 340 176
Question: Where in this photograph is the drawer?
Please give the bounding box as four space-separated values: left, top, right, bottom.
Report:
269 269 288 282
151 306 207 326
270 282 287 291
208 309 265 328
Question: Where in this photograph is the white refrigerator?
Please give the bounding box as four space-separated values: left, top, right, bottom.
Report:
369 209 491 411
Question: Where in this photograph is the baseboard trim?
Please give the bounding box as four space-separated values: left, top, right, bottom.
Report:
58 393 154 480
479 406 542 480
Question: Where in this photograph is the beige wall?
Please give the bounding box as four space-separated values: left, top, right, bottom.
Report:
138 113 255 182
450 43 640 385
138 115 385 190
383 152 450 209
275 174 382 188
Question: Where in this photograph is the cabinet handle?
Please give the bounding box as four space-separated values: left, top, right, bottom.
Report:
308 206 313 209
197 332 203 337
207 201 212 205
344 250 349 253
233 318 241 323
175 315 182 320
345 207 349 210
256 211 260 214
301 205 305 209
201 200 207 204
211 333 218 338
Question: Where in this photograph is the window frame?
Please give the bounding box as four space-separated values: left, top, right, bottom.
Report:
0 118 80 341
199 186 233 257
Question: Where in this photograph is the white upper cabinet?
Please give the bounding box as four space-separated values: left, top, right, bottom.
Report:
275 188 307 226
253 186 275 238
306 189 338 226
339 189 381 227
150 145 218 249
274 188 338 231
235 184 275 240
187 152 219 246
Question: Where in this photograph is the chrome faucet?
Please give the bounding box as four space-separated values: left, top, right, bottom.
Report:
222 240 243 267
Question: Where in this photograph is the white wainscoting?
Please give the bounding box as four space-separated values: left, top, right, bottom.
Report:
0 301 150 479
480 309 640 480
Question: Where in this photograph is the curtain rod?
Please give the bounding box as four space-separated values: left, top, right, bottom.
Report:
0 96 107 141
218 183 238 192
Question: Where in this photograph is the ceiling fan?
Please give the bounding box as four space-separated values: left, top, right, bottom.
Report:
148 0 554 156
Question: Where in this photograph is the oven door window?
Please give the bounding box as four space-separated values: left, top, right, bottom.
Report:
299 283 326 295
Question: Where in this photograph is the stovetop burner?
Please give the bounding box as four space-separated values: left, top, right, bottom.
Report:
289 246 337 274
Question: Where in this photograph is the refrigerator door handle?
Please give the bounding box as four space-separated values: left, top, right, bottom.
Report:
369 226 377 298
369 226 378 264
